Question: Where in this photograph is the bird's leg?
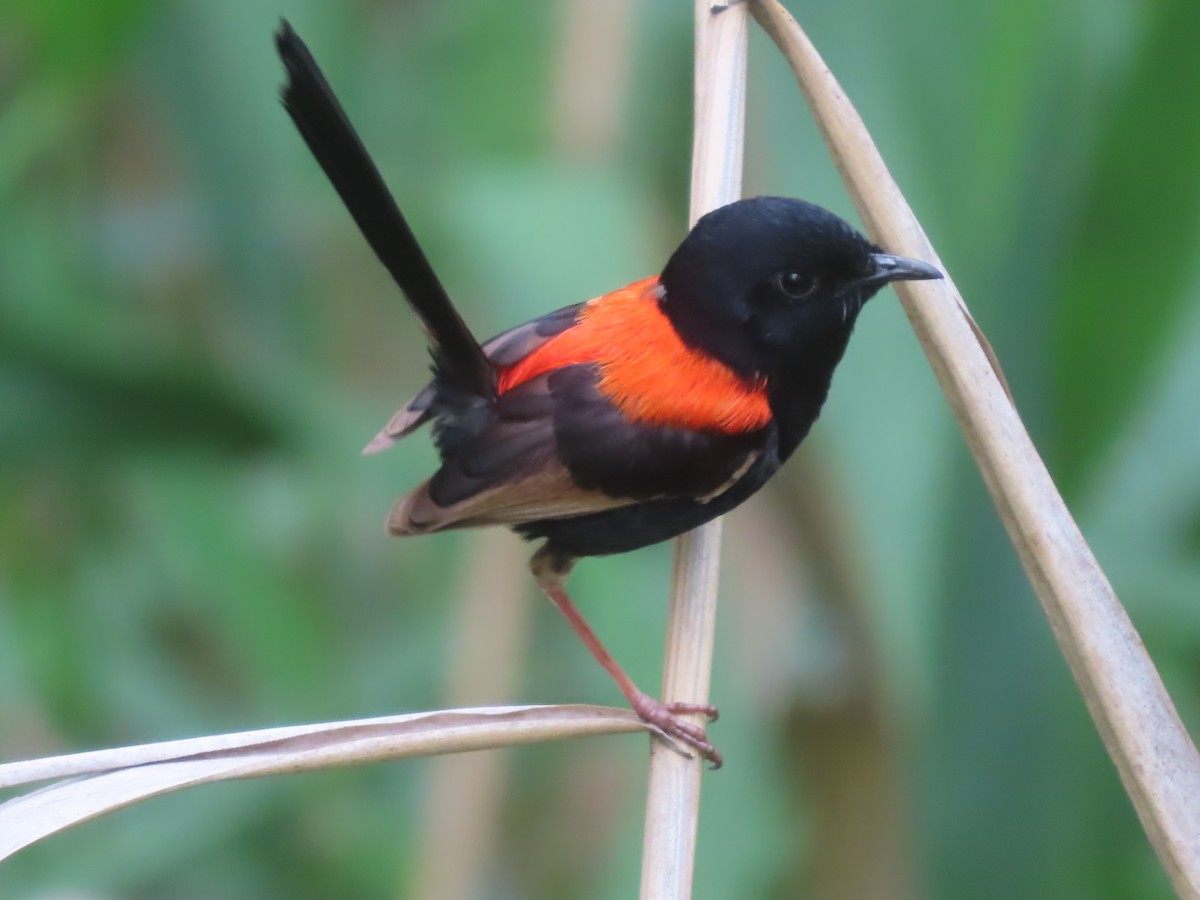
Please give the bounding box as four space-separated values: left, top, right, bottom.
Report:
530 545 723 768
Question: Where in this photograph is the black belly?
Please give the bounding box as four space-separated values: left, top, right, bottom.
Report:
514 441 781 557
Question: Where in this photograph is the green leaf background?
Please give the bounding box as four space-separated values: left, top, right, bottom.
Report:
1 1 1197 897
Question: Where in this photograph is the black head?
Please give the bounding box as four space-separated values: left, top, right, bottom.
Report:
659 196 940 380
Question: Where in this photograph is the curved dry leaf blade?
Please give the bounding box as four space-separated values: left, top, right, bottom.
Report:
749 1 1200 895
0 704 647 861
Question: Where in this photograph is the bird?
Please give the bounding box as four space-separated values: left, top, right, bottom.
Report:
275 21 941 768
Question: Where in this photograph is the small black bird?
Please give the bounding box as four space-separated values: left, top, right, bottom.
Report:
276 22 940 767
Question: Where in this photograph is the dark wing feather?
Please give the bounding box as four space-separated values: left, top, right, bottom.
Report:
364 302 584 454
385 365 768 536
387 373 629 534
548 365 766 501
276 22 494 401
481 303 584 367
389 468 632 536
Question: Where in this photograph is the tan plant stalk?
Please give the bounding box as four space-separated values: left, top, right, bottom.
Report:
750 1 1200 894
778 458 913 900
639 3 748 899
550 0 635 160
412 531 532 900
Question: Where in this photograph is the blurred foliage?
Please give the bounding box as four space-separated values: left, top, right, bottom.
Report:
1 0 1198 898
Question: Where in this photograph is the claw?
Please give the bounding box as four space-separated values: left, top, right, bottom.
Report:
632 693 724 769
664 701 719 723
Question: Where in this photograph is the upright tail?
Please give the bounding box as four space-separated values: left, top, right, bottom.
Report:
275 21 495 402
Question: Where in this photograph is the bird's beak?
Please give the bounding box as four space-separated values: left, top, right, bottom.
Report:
862 252 943 289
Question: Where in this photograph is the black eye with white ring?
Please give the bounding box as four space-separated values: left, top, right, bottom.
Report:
777 270 817 299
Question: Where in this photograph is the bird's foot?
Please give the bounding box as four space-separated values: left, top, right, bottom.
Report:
630 692 723 769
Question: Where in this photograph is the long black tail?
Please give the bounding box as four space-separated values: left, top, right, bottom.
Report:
275 21 495 401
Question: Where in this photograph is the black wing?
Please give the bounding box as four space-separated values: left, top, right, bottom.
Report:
386 364 768 536
364 302 586 454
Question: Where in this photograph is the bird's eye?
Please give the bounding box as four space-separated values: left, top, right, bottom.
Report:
777 271 817 299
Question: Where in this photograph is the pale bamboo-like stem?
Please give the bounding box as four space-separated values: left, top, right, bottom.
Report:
0 705 648 861
550 0 635 160
412 531 532 900
639 3 748 899
750 1 1200 895
778 458 913 900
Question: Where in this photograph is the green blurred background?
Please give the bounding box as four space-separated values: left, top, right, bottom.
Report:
3 0 1199 897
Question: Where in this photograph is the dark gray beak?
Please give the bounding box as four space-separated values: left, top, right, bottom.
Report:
862 252 943 289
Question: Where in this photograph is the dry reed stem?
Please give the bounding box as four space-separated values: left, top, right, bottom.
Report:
551 0 635 160
751 1 1200 895
780 457 914 900
639 3 748 899
412 531 532 900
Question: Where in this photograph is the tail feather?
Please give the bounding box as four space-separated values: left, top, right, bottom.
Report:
275 21 495 401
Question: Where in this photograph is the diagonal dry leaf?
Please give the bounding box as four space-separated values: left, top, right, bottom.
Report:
750 1 1200 896
0 704 648 862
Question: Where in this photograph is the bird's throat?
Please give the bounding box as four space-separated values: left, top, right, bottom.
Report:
767 326 855 459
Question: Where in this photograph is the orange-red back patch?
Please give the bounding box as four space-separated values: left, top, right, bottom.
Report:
497 277 771 433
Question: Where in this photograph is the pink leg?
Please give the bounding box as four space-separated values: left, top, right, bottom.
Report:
531 548 722 768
